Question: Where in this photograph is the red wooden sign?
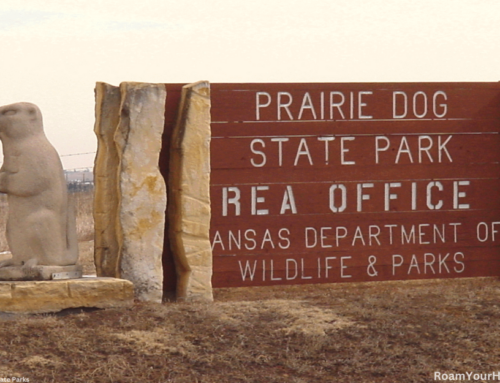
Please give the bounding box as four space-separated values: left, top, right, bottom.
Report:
208 83 500 288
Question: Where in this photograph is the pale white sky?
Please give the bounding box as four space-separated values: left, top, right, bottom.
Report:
0 0 499 169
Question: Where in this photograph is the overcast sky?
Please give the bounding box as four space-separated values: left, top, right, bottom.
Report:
0 0 499 169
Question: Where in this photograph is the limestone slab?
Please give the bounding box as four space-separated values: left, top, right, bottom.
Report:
115 82 167 303
93 82 121 277
169 81 213 301
0 265 82 281
0 277 134 314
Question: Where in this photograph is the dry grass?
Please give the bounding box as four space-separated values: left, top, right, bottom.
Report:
71 190 96 275
0 277 499 382
77 240 96 275
69 190 94 243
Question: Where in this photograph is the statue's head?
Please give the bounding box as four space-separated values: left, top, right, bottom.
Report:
0 102 43 139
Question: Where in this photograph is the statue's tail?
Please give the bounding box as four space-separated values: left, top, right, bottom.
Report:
66 197 79 264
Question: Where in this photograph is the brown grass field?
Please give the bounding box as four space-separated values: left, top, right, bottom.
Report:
0 192 499 382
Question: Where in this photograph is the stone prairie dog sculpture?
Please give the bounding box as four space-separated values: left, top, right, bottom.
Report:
0 102 78 267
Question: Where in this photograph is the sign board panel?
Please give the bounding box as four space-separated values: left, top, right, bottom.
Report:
208 83 500 288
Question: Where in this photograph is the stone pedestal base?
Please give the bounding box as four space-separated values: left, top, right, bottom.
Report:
0 277 134 314
0 265 83 281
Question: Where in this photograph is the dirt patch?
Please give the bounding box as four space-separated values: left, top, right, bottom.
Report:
216 299 356 336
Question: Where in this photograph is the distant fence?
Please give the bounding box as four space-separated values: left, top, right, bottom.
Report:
61 152 96 193
0 152 95 194
64 167 94 193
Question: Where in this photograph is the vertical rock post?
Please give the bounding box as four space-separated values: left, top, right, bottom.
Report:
94 82 167 302
94 83 121 277
168 81 213 301
116 83 167 303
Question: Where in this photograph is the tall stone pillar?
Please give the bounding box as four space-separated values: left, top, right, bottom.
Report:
94 82 167 302
168 81 213 301
94 83 121 277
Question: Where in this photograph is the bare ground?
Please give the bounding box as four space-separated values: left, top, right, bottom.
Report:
0 277 499 382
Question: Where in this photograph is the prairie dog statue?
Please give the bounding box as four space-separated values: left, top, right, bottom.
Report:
0 102 78 267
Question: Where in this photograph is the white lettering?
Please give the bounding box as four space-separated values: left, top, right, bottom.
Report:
358 91 373 119
270 137 289 166
340 256 352 278
477 222 489 242
418 135 433 163
239 260 257 281
454 252 465 273
222 187 241 216
433 91 448 118
261 229 275 249
424 253 436 274
413 91 428 118
392 254 404 275
294 138 313 166
438 135 453 162
340 137 356 165
278 228 290 249
384 182 401 211
305 227 317 248
407 254 420 274
357 183 374 212
336 226 348 246
393 91 407 118
321 227 332 248
211 231 224 251
270 259 282 280
244 229 257 250
411 182 417 210
419 224 430 244
352 226 366 246
426 181 443 210
251 186 269 215
298 92 317 120
375 136 390 164
325 257 336 278
453 180 470 209
277 92 293 120
301 258 313 279
330 92 345 119
286 259 298 280
395 136 414 164
317 136 335 164
280 186 297 214
255 92 271 120
250 139 266 167
329 184 347 213
369 225 381 245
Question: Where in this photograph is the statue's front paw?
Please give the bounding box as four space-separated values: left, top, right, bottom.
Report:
0 259 13 268
22 258 38 269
